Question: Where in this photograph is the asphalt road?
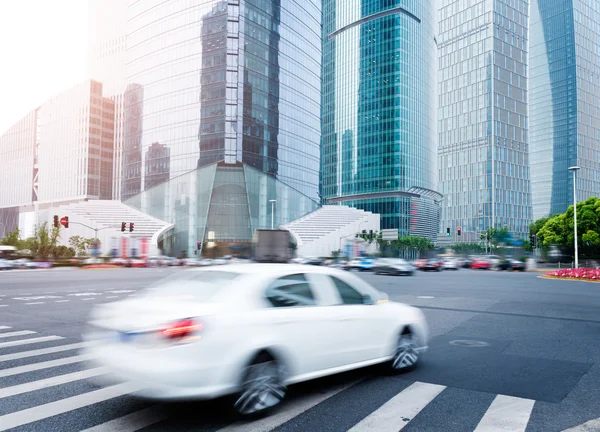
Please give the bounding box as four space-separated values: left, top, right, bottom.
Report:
1 267 600 431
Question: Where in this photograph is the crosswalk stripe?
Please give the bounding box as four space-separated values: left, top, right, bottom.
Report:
0 335 64 349
217 379 361 432
0 381 142 431
0 354 91 377
0 341 91 362
348 381 446 432
0 367 106 399
0 326 12 330
474 394 535 432
0 330 36 339
80 406 165 432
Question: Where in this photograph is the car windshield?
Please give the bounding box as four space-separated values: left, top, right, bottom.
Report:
142 271 240 301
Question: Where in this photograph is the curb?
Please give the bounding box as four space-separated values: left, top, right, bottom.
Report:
79 265 121 270
539 275 600 284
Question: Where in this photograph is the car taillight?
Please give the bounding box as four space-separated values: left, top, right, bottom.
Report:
161 318 203 342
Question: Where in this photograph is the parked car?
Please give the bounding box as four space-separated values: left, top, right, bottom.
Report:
420 259 441 272
374 259 415 276
0 259 15 270
12 258 38 269
471 258 491 270
83 264 429 417
497 259 526 271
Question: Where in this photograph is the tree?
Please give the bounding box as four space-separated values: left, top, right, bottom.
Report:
31 222 61 260
0 227 20 247
68 236 99 257
529 217 550 235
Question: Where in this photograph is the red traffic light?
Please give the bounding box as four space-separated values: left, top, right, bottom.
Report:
129 223 134 232
53 215 59 228
457 227 462 236
60 216 69 228
121 222 126 232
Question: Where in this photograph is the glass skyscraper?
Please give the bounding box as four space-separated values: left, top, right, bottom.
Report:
321 0 441 240
530 0 600 221
438 0 532 240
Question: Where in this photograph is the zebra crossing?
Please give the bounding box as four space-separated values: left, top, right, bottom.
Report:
0 323 574 431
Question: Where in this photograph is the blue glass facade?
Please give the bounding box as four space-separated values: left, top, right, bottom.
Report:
530 0 600 220
321 1 439 238
124 0 320 202
438 0 531 240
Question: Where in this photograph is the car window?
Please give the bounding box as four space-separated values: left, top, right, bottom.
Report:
265 274 315 307
329 276 364 305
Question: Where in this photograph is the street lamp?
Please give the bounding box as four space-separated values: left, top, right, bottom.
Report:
269 200 276 230
568 166 580 268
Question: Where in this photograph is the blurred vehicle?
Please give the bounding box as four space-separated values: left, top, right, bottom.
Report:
420 259 441 272
12 258 38 269
83 264 428 417
147 256 170 267
0 259 15 270
252 229 294 263
213 258 228 265
441 259 459 271
347 258 362 271
303 257 324 266
497 259 525 271
374 259 415 276
110 258 127 266
483 255 501 268
328 259 348 270
83 258 103 265
127 258 148 268
412 259 427 269
470 258 491 270
359 257 375 272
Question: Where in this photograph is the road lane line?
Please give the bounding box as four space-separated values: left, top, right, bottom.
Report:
474 394 535 432
0 305 7 308
80 406 165 432
0 326 11 330
0 342 91 362
218 380 361 432
0 382 143 431
0 368 106 399
25 302 44 305
0 354 92 377
82 298 95 301
0 335 64 349
348 382 446 432
0 330 36 339
55 300 69 303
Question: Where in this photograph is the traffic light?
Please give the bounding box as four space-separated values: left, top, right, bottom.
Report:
457 227 462 236
53 215 59 228
197 241 201 250
129 222 134 232
446 227 450 236
121 222 126 232
530 235 536 248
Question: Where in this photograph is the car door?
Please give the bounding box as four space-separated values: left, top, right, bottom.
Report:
319 274 386 366
261 273 338 376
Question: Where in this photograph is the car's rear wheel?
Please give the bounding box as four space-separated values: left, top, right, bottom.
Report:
234 352 286 417
388 330 419 373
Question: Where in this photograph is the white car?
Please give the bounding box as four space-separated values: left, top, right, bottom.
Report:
441 259 459 270
83 264 428 417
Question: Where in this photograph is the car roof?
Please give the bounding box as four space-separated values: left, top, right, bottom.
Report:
182 263 346 277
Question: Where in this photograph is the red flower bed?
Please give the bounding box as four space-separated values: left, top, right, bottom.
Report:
546 268 600 281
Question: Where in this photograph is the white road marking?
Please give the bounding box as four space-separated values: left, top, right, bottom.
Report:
106 296 118 299
55 300 70 303
25 302 44 305
0 341 91 362
0 330 36 339
80 406 165 432
348 382 446 432
14 296 61 301
0 368 106 399
474 394 535 432
0 335 64 349
417 296 435 299
217 380 360 432
0 305 7 308
562 417 600 431
0 382 143 431
82 298 96 301
0 354 92 377
0 326 11 330
108 290 135 294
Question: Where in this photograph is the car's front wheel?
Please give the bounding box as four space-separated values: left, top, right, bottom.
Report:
388 330 419 373
234 353 286 417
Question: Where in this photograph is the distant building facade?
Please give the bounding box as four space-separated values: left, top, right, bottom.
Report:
529 0 600 220
145 142 170 189
437 0 532 240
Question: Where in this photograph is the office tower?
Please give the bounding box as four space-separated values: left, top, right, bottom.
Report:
145 142 171 189
320 1 441 240
438 0 532 241
530 0 600 220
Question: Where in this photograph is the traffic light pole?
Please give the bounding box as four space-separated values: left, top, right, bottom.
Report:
68 221 112 238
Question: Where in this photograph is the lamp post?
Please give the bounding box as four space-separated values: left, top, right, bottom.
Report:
568 166 580 268
269 200 276 230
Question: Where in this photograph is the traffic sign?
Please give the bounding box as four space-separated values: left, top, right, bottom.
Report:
60 217 69 228
381 229 398 241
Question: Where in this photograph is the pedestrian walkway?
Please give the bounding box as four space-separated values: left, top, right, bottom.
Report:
0 324 587 431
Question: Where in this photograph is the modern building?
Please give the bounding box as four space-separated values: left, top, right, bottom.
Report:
320 1 441 241
144 142 170 189
123 0 321 201
437 0 532 241
0 80 115 238
529 0 600 220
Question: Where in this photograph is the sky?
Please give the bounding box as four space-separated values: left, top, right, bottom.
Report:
0 1 88 135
